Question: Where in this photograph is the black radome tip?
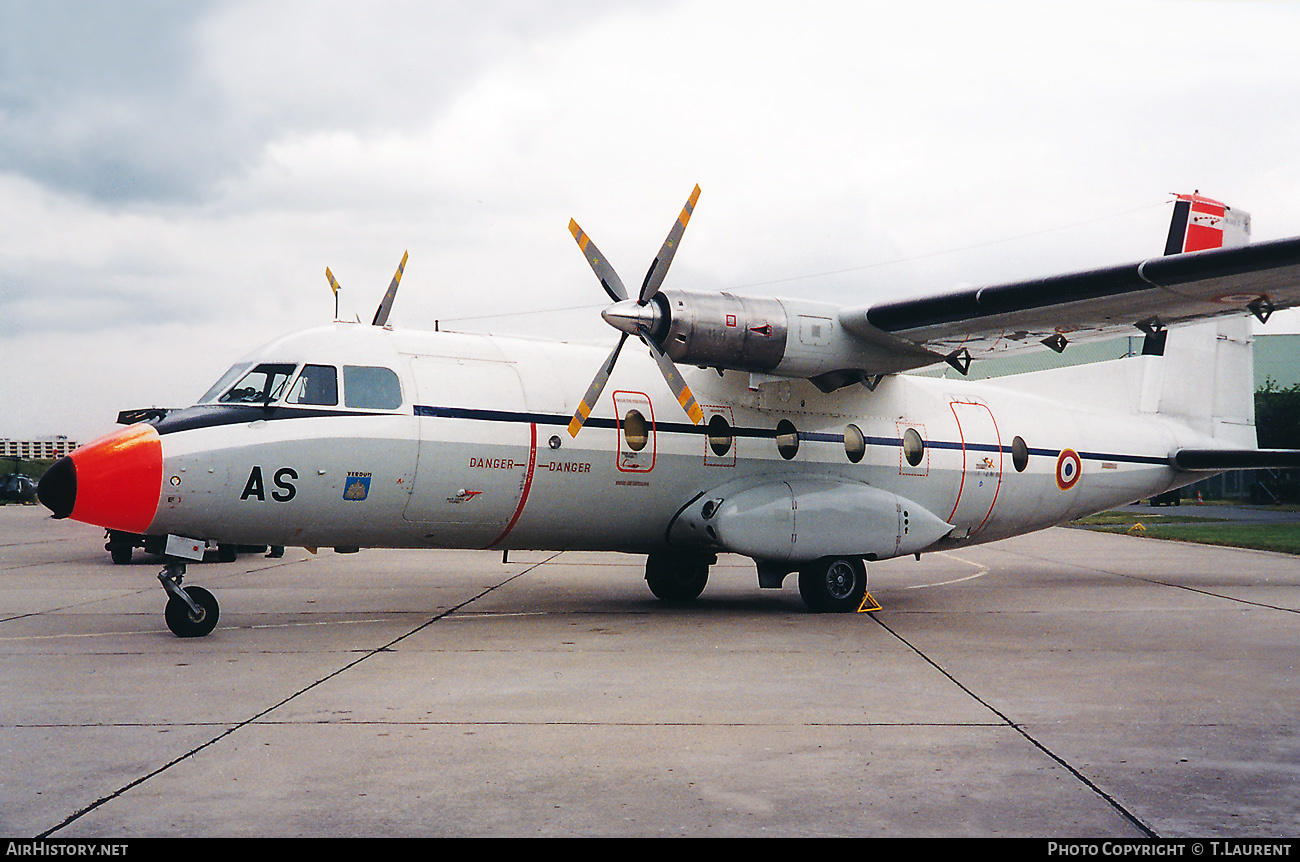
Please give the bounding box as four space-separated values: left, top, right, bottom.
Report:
37 456 76 519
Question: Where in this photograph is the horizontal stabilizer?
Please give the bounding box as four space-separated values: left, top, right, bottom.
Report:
1170 448 1300 471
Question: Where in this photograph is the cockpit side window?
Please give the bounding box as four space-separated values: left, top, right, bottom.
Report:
343 365 403 410
198 363 252 404
285 364 339 406
217 363 298 404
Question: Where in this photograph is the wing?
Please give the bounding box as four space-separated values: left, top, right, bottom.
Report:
839 235 1300 365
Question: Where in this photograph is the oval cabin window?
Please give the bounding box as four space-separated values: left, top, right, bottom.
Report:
623 410 649 452
707 414 733 457
776 420 799 460
902 427 925 467
1012 436 1029 473
844 424 865 463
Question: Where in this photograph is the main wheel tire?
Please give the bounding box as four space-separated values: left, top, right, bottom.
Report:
645 552 711 603
798 557 866 613
164 586 220 638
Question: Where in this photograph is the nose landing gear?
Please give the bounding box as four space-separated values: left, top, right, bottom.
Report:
158 562 220 637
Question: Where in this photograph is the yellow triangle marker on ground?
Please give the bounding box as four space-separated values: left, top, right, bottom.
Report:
858 590 883 613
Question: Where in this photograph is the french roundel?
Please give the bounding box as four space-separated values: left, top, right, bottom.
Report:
1055 449 1082 491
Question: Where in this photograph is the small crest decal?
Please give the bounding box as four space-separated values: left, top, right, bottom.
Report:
343 472 372 501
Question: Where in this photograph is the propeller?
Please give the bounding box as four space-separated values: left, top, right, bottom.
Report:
372 250 409 326
567 185 705 437
324 251 409 326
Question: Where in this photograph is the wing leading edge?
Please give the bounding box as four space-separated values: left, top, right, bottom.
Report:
839 234 1300 364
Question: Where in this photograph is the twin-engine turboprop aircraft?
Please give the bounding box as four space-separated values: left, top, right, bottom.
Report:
37 188 1300 636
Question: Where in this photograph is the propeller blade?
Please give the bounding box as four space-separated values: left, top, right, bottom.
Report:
371 250 409 326
569 219 628 302
639 330 704 425
568 332 629 437
326 267 343 320
638 184 701 303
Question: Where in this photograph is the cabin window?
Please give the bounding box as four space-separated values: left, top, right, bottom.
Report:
218 363 297 404
286 365 339 406
776 419 799 460
1012 436 1029 473
844 423 865 463
902 427 925 467
707 414 733 456
344 365 403 410
623 410 650 452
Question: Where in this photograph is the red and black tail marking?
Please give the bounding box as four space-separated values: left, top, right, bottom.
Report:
1164 192 1250 255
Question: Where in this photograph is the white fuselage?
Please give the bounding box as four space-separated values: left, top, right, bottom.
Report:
144 323 1212 560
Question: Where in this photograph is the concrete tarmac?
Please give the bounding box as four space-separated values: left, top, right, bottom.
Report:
1 504 1296 838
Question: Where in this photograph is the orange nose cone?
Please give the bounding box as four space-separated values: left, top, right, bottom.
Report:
42 424 163 533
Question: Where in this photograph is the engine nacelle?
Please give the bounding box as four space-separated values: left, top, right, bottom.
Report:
649 289 941 387
656 289 787 371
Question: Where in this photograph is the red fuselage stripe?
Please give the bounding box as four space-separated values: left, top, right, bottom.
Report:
487 421 537 548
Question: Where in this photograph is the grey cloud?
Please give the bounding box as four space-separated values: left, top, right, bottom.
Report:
0 0 653 205
0 1 237 203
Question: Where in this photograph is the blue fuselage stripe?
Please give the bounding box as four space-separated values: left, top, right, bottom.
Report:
413 404 1169 466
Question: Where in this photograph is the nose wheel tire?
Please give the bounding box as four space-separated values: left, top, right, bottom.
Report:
798 557 867 613
165 586 220 638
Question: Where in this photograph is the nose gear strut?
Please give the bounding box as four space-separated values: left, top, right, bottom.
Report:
158 561 220 638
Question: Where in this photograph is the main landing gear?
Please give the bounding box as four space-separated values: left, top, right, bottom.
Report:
645 550 715 602
158 561 219 638
644 550 871 613
797 556 868 614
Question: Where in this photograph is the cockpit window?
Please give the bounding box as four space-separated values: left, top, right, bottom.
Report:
217 363 298 404
344 365 402 410
286 364 338 406
198 363 252 404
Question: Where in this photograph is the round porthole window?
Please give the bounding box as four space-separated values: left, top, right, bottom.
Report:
708 414 733 456
1012 436 1029 473
776 419 799 460
623 410 649 452
844 423 865 463
902 427 925 467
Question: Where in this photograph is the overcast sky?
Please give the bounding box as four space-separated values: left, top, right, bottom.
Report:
4 0 1300 444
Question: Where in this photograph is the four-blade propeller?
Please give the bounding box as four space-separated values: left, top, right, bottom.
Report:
567 185 705 437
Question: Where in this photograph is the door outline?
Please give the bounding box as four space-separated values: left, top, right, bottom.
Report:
613 390 656 473
947 400 1003 535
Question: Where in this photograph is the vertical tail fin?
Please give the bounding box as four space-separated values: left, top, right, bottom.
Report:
1149 193 1257 447
1164 192 1251 254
